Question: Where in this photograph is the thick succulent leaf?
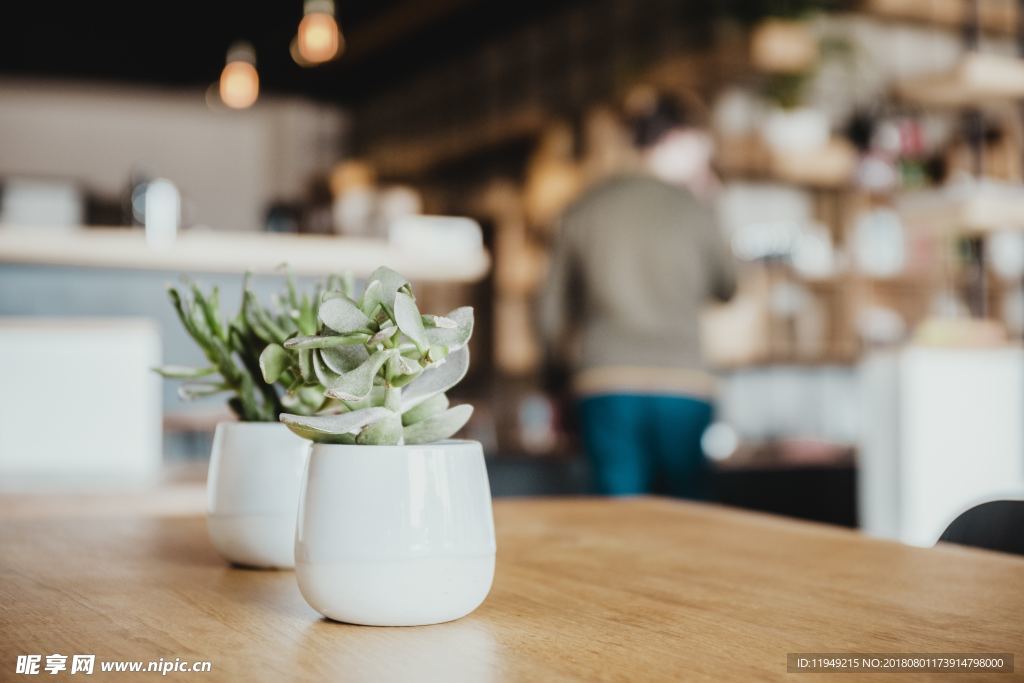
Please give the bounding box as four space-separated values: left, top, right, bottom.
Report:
336 385 385 411
280 391 306 411
367 324 398 346
356 412 404 445
280 407 393 441
312 349 341 387
153 365 216 379
423 306 474 352
227 324 250 355
312 396 349 413
319 296 372 335
403 404 473 444
426 345 448 365
401 392 449 426
362 266 409 315
321 290 346 303
325 272 355 298
192 284 226 342
389 366 423 389
401 346 470 411
178 382 230 400
323 349 396 402
284 425 348 443
272 315 299 340
297 386 325 410
373 265 411 289
280 386 327 416
258 344 288 383
393 292 428 350
320 344 369 374
298 348 313 382
340 272 356 298
294 295 318 336
337 385 385 411
423 314 457 329
359 280 382 317
284 333 370 350
238 373 264 420
244 291 288 344
387 353 422 383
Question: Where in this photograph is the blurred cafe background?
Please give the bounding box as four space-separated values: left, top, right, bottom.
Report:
2 0 1023 547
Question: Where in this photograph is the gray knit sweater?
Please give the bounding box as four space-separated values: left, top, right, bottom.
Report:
538 174 736 386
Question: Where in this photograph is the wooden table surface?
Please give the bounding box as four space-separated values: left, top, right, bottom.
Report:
1 495 1022 682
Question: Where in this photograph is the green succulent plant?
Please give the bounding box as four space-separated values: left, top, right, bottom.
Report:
270 266 475 445
155 271 346 422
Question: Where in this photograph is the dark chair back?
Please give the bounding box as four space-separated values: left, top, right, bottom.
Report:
938 500 1024 557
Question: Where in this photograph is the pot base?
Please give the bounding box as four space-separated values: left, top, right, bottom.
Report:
207 513 296 569
296 554 495 626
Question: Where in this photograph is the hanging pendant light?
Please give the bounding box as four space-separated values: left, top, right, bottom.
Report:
297 0 342 65
219 41 259 110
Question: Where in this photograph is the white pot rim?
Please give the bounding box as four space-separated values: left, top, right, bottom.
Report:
215 420 294 431
311 438 477 450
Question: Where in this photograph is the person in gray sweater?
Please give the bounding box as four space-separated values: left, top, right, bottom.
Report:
539 91 736 498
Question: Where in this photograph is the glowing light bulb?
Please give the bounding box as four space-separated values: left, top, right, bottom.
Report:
219 42 259 110
297 0 341 65
289 36 314 67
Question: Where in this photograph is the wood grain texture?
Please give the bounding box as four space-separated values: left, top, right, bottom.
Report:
1 496 1022 682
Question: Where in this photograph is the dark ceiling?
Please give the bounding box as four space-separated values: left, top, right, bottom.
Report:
0 0 584 106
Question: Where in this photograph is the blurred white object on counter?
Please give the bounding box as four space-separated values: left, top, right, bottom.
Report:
790 224 838 279
718 182 815 261
378 186 423 227
389 215 483 260
143 178 181 248
0 318 162 490
852 207 906 277
712 88 763 139
762 107 830 153
898 177 1024 234
0 178 83 229
989 230 1024 280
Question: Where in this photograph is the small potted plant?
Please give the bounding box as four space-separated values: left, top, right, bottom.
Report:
156 272 340 569
746 1 830 154
273 266 495 626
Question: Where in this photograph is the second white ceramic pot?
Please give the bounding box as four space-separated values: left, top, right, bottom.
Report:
296 440 496 626
207 421 310 569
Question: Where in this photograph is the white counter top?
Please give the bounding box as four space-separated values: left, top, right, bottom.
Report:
0 227 490 282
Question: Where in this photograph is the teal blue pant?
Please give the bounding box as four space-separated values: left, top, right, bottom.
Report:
578 394 713 499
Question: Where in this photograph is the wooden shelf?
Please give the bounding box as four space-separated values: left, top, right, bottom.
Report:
897 181 1024 234
0 226 491 283
859 273 937 287
716 137 855 190
863 0 1019 36
896 52 1024 108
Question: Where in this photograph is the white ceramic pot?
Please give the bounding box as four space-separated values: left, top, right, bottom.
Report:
296 440 496 626
207 422 310 569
